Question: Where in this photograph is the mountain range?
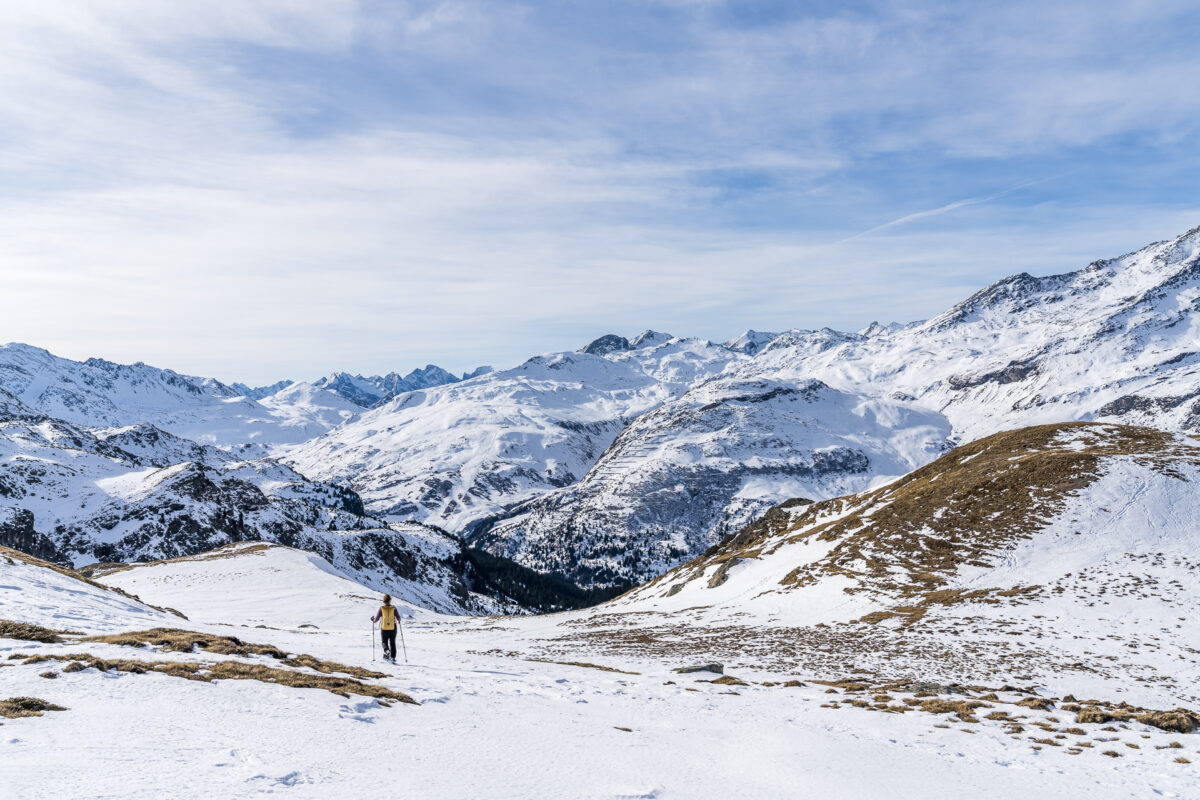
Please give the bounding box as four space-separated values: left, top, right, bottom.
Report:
2 223 1199 595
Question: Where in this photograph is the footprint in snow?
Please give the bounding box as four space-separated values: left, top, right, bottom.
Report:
247 771 311 787
338 699 382 722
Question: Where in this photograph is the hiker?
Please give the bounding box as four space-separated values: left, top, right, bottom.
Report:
372 594 399 662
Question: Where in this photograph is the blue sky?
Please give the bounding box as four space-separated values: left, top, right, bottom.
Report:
1 1 1199 383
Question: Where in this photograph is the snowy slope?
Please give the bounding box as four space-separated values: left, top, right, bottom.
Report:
479 377 951 586
612 423 1200 699
282 334 742 530
743 224 1200 442
0 393 517 614
0 546 176 634
96 541 463 624
0 344 340 445
255 380 365 430
5 490 1199 800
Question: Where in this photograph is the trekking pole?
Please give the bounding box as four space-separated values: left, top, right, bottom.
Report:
398 615 408 664
371 619 376 661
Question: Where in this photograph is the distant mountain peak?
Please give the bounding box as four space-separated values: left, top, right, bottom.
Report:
462 366 493 380
858 321 903 338
630 330 674 348
723 330 780 355
231 379 293 400
312 364 463 408
580 334 632 356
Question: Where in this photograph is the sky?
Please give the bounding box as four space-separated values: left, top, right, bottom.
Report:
1 1 1199 384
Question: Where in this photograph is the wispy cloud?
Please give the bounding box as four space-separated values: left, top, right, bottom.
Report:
0 1 1197 382
832 175 1071 246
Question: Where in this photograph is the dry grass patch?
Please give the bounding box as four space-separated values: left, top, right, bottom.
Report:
705 675 749 686
529 659 640 675
0 619 80 643
919 699 988 715
83 628 287 658
74 630 389 681
1135 710 1200 734
0 697 66 718
79 543 274 579
283 654 387 680
22 653 415 704
1016 697 1054 711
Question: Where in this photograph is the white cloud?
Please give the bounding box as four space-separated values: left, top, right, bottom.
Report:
0 1 1196 382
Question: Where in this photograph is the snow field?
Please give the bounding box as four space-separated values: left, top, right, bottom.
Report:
4 544 1198 799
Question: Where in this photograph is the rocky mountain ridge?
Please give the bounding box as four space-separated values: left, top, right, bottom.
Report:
0 388 601 614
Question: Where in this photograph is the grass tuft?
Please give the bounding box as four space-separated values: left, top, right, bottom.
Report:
22 652 416 704
0 619 80 643
0 697 67 718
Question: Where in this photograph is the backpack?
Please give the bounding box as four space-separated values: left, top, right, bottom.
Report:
380 604 396 630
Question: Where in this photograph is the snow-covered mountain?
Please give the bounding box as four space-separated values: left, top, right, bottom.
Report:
282 334 743 531
743 224 1200 442
0 343 345 446
477 377 950 586
0 389 567 614
4 224 1200 594
311 364 490 409
614 422 1200 695
281 224 1200 585
229 379 293 400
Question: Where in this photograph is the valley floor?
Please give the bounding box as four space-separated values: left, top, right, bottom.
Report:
2 548 1197 800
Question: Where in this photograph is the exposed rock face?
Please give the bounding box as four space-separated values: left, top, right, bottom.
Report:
312 365 463 408
625 422 1200 614
0 392 511 613
580 334 632 356
0 508 64 563
476 378 950 586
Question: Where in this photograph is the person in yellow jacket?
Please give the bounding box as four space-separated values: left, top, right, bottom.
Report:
372 594 400 662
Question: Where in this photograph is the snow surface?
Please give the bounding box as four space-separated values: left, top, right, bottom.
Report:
615 429 1200 708
4 543 1198 799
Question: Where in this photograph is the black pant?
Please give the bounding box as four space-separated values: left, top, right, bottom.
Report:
381 628 397 659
